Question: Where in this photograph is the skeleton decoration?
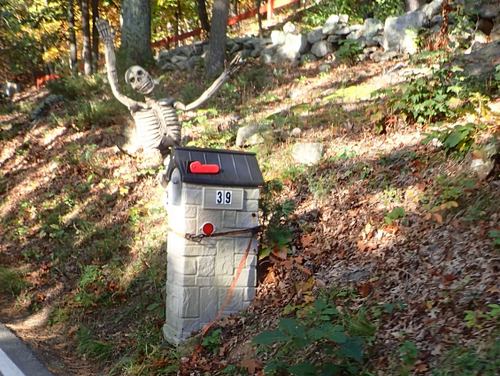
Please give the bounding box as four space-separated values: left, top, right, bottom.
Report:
96 19 242 158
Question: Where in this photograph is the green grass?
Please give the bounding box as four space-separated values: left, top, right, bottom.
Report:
77 326 113 361
324 82 380 103
0 266 27 296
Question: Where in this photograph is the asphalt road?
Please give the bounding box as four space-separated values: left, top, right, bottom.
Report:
0 324 53 376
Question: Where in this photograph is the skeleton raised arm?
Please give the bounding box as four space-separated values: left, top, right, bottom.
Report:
96 19 148 112
173 54 242 111
96 19 242 158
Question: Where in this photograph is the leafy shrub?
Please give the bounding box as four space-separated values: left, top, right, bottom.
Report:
71 99 126 130
260 180 295 259
434 340 500 376
423 123 481 156
0 266 27 296
47 75 107 100
388 62 495 126
336 39 363 65
202 328 222 354
302 0 404 27
398 340 419 375
253 298 375 375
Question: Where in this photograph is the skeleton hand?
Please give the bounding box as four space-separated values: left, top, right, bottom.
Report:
96 19 114 46
226 52 244 76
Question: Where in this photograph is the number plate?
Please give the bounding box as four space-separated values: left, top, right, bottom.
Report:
202 187 243 210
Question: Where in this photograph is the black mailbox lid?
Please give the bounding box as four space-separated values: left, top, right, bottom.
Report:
167 146 264 188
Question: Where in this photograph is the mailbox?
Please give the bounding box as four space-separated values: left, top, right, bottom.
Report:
163 146 264 344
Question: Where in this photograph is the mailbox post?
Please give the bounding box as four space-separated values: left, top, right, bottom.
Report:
163 147 264 344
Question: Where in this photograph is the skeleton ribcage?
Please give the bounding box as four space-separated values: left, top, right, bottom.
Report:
133 104 181 152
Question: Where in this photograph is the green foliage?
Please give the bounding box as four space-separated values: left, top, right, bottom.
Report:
433 340 500 376
489 230 500 247
77 326 112 361
202 328 222 354
495 65 500 83
186 108 236 148
464 304 500 329
306 171 337 200
384 206 405 225
336 39 363 65
46 75 126 129
253 298 375 375
387 64 486 125
399 340 419 373
0 0 63 78
72 100 125 130
260 180 295 259
423 123 481 156
0 266 27 296
75 265 104 308
47 75 106 100
420 174 476 216
303 0 403 27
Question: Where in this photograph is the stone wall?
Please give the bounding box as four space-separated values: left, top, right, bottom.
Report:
156 0 499 70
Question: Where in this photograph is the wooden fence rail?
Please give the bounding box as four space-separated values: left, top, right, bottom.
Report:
152 0 301 49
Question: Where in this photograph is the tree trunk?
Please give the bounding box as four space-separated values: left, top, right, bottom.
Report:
68 0 78 76
80 0 92 75
205 0 229 78
91 0 99 73
175 0 181 47
405 0 426 11
256 0 263 37
120 0 153 67
197 0 211 34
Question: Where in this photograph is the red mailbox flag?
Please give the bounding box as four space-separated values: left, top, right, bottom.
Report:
189 161 220 174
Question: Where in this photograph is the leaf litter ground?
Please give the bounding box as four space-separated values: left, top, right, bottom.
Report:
0 54 498 375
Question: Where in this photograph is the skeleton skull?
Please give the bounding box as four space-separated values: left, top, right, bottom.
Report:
125 66 155 95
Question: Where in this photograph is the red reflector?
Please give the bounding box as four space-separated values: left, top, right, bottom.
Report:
201 222 215 236
189 161 220 174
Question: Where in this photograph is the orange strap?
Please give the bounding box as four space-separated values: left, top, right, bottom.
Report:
200 235 254 337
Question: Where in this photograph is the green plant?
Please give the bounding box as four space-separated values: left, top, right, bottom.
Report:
253 298 375 375
384 206 406 224
71 100 125 130
494 64 500 90
202 328 222 354
0 266 27 296
388 64 476 125
399 340 419 366
423 123 481 156
336 39 363 65
489 229 500 247
77 326 112 361
306 171 337 200
302 0 403 27
75 265 105 308
464 304 500 329
47 74 107 100
433 340 500 376
260 180 295 259
421 174 475 213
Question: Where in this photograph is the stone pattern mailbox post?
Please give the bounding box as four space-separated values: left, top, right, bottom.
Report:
163 147 264 344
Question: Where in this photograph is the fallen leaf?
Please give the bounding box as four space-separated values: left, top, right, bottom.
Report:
296 277 315 294
358 282 373 297
300 234 315 248
433 213 443 224
415 362 429 373
240 357 261 374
